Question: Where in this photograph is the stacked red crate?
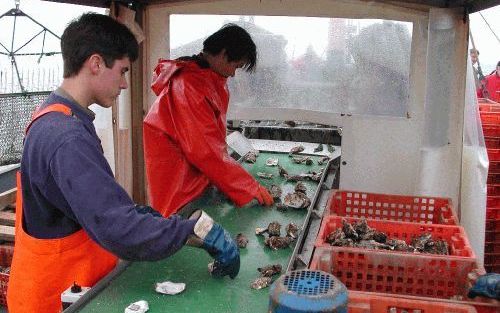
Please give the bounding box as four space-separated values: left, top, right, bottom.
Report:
479 99 500 273
310 190 499 312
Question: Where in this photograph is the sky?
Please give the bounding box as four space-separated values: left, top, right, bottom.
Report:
0 1 498 72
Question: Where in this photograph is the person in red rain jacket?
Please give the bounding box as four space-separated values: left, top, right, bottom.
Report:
478 61 500 103
143 24 273 217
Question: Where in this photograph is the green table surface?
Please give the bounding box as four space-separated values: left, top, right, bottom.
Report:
78 152 324 313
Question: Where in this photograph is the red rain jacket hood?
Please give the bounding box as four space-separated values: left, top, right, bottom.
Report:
144 59 259 217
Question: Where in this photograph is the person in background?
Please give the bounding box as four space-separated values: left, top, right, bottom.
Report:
7 13 239 313
469 48 483 92
143 24 273 218
478 61 500 103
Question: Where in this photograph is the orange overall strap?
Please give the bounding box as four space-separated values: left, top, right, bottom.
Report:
25 103 72 134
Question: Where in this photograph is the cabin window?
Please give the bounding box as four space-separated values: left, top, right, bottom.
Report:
170 15 413 117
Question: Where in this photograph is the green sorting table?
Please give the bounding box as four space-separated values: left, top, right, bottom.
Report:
74 152 324 313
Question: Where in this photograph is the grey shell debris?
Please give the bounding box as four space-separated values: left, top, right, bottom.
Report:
236 233 249 248
267 222 281 237
258 264 282 277
265 236 292 250
250 276 272 290
268 184 282 199
257 172 273 179
266 158 279 166
285 223 299 239
283 192 311 209
289 145 305 155
243 151 258 163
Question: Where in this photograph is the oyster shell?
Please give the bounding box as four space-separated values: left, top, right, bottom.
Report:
257 172 273 179
317 156 330 165
267 222 281 237
294 182 307 193
283 192 311 209
265 236 292 250
268 184 282 199
266 158 279 166
258 264 282 277
289 145 305 155
236 233 249 248
251 276 272 290
314 143 323 152
278 165 289 177
276 202 288 212
291 156 313 165
243 151 258 163
285 223 299 239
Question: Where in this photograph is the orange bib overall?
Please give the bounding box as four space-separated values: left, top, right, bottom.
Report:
7 104 117 313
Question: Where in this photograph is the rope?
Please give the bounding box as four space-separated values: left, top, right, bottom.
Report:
479 12 500 44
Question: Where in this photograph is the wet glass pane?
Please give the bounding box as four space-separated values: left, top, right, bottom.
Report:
170 15 412 117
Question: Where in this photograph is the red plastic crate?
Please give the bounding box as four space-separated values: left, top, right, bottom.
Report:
488 161 500 173
310 247 499 312
487 149 500 162
348 291 478 313
484 241 500 253
487 196 500 208
479 102 500 112
486 184 500 196
481 124 500 137
316 216 475 258
327 190 457 225
0 244 14 308
486 208 500 220
487 172 500 184
485 220 500 231
480 112 500 124
483 253 500 266
485 230 500 242
485 137 500 149
485 264 500 274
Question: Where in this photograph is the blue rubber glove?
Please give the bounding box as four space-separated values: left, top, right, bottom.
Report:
187 210 240 279
468 273 500 300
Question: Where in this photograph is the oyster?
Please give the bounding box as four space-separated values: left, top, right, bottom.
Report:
266 158 279 166
278 165 289 177
317 156 330 165
268 184 282 199
251 277 272 290
265 236 293 250
314 143 323 152
236 233 249 248
283 192 311 209
411 233 449 255
289 145 305 155
267 222 281 237
258 264 282 277
294 182 307 194
255 227 268 236
291 156 313 165
257 172 273 179
327 144 335 152
285 223 299 239
243 151 258 163
276 202 288 212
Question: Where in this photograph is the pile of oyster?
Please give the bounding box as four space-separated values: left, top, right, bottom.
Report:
325 218 449 255
256 221 300 250
282 182 311 210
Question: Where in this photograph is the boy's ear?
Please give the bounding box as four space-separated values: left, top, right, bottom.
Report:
88 54 103 74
